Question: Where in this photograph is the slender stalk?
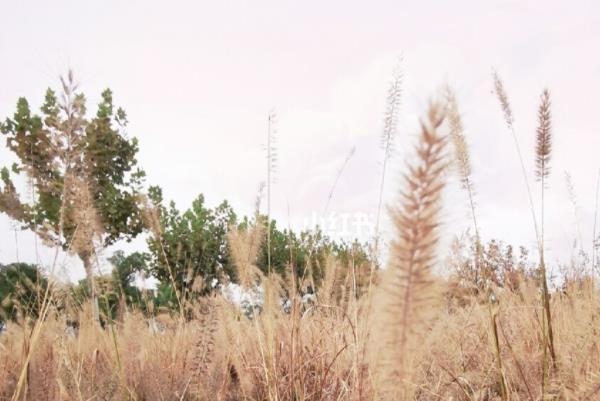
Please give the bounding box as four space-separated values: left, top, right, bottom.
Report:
535 88 557 373
445 86 484 283
564 171 583 249
593 169 600 276
376 101 446 400
266 110 277 275
323 146 356 215
592 169 600 314
372 58 403 284
267 114 272 275
493 71 541 250
374 152 390 245
447 86 508 398
489 307 510 401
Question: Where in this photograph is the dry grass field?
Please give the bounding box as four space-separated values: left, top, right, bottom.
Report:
2 74 600 401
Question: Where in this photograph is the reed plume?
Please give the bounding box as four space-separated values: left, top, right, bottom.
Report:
446 88 472 189
374 57 404 261
534 89 557 383
535 89 552 184
492 71 541 249
380 60 403 159
266 109 278 275
445 87 480 272
228 216 265 290
447 86 509 400
493 71 514 130
445 87 480 246
374 101 447 400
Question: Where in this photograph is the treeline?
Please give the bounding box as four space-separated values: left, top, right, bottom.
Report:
0 73 373 323
0 205 372 323
144 188 371 297
0 72 556 327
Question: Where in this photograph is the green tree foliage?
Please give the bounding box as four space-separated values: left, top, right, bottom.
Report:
108 250 147 305
0 263 48 323
146 189 374 299
146 188 237 296
247 218 372 294
152 282 179 313
72 251 148 322
251 218 330 287
0 72 146 307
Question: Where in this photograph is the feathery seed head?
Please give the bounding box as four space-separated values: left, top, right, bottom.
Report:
444 86 473 190
493 70 514 129
381 57 404 159
374 100 448 400
535 88 552 182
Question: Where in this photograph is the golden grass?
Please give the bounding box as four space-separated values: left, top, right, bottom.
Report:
3 81 600 401
3 276 600 400
372 101 447 401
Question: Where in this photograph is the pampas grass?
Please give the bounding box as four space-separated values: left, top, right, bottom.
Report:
446 88 476 232
5 71 600 401
373 101 447 400
445 86 487 284
227 216 265 290
493 71 541 249
266 109 278 276
534 89 558 394
535 89 553 185
374 58 404 261
446 86 510 400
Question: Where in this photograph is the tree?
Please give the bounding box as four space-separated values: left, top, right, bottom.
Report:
71 251 148 322
243 216 373 294
108 250 147 307
145 189 375 304
146 189 237 297
253 219 331 285
0 72 146 317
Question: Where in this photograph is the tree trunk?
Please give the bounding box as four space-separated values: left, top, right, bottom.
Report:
81 252 99 322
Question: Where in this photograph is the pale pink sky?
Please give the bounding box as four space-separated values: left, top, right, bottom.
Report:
1 0 599 281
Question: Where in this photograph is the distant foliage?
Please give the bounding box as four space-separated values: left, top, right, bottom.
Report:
69 251 147 321
145 188 237 296
0 263 47 323
144 188 374 299
449 235 534 294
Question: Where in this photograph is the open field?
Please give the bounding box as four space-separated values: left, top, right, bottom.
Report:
2 2 600 400
2 83 600 400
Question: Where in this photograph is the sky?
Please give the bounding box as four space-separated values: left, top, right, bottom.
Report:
1 0 599 282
